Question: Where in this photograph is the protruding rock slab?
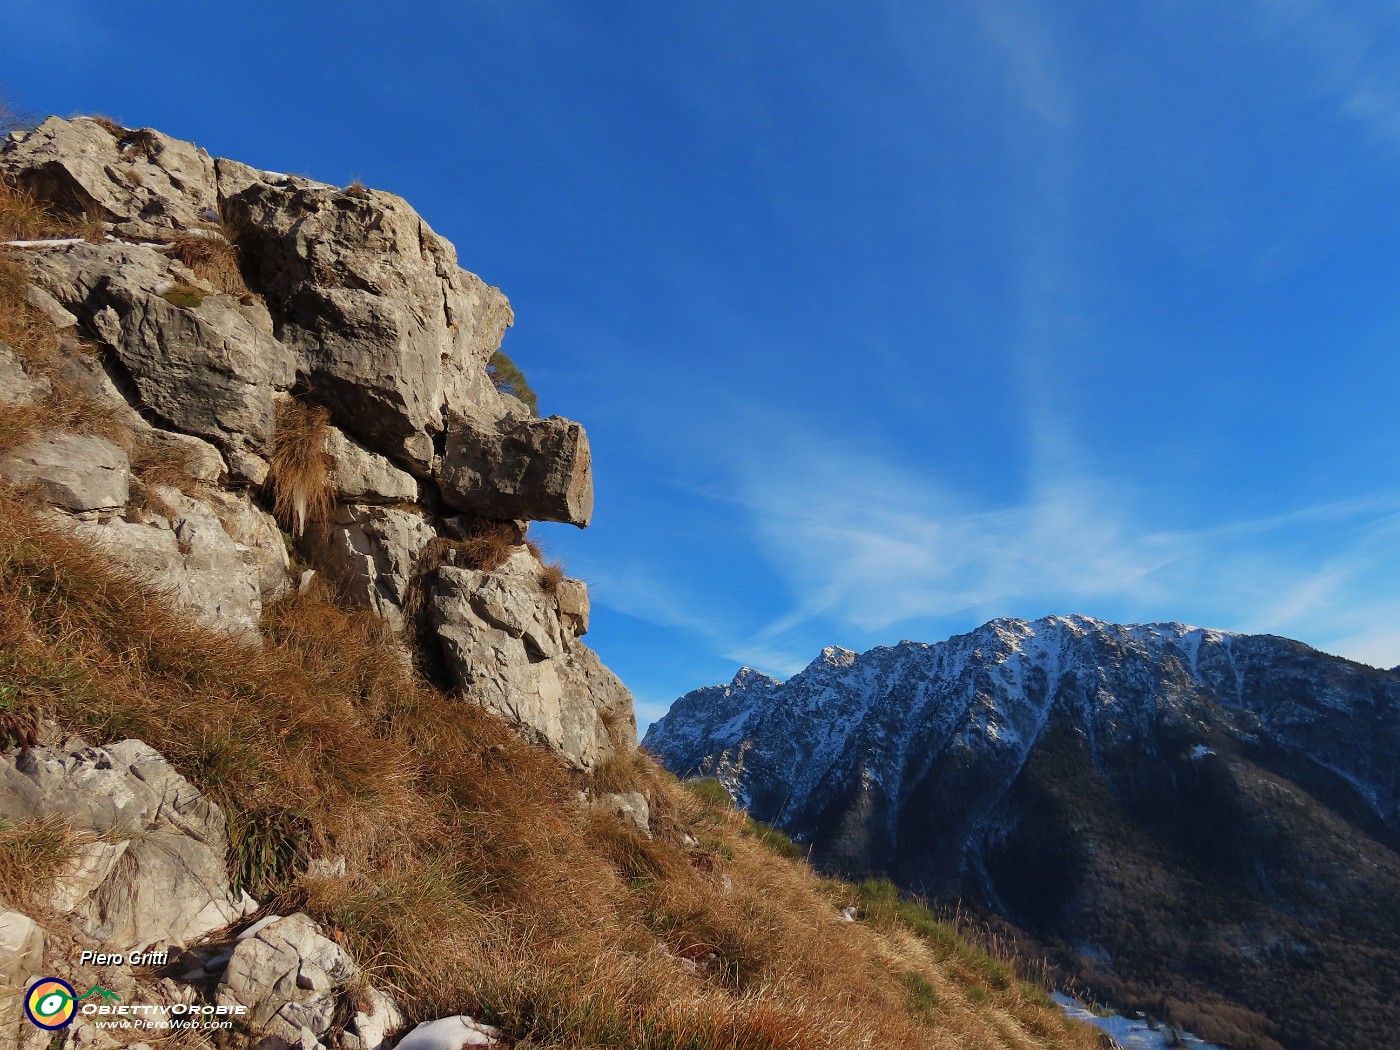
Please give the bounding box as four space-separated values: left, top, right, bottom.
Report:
439 415 593 527
0 431 129 512
428 551 633 769
0 740 255 951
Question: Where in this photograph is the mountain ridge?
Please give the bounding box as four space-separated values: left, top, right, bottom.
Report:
645 614 1400 1050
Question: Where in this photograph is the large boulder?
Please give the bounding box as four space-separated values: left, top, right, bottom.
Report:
216 913 355 1050
221 177 514 472
428 550 634 769
0 116 220 237
438 415 593 527
0 431 129 512
0 740 256 952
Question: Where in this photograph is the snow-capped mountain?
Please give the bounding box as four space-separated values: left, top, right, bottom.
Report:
645 615 1400 1050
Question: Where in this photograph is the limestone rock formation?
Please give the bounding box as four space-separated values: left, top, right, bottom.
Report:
23 239 294 482
216 914 358 1050
0 431 129 511
0 341 50 406
3 117 221 238
0 739 257 952
429 550 634 770
68 485 288 635
303 504 437 632
222 178 515 473
1 113 632 768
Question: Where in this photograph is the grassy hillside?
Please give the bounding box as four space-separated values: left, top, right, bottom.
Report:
0 490 1105 1050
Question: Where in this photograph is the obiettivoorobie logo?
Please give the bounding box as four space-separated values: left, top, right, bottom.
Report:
24 978 121 1030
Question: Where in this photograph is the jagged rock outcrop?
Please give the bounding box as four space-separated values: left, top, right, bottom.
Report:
0 739 257 951
429 550 634 770
4 115 591 520
69 484 289 634
305 505 438 632
3 117 221 239
2 115 631 767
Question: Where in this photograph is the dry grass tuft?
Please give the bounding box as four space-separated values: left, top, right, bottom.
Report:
0 818 79 912
345 179 370 199
130 436 200 496
82 114 125 137
166 229 250 299
538 559 566 595
268 400 334 536
0 180 54 241
0 178 105 243
455 519 521 572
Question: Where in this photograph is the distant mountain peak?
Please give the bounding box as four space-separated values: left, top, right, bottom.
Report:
644 615 1400 1050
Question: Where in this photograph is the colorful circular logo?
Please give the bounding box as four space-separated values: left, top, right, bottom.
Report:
25 978 77 1030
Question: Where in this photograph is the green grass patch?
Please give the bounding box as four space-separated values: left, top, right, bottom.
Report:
899 971 939 1024
160 282 206 309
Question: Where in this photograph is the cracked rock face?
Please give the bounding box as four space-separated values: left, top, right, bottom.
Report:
60 485 289 635
429 550 634 770
0 740 256 952
23 240 294 480
222 177 514 472
217 914 356 1050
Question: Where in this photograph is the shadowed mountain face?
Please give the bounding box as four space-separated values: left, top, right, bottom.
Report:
645 615 1400 1050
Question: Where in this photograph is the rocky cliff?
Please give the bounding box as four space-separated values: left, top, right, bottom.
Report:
0 115 630 772
646 616 1400 1050
0 115 638 1049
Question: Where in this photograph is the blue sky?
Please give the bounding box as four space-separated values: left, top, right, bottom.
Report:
5 1 1400 727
